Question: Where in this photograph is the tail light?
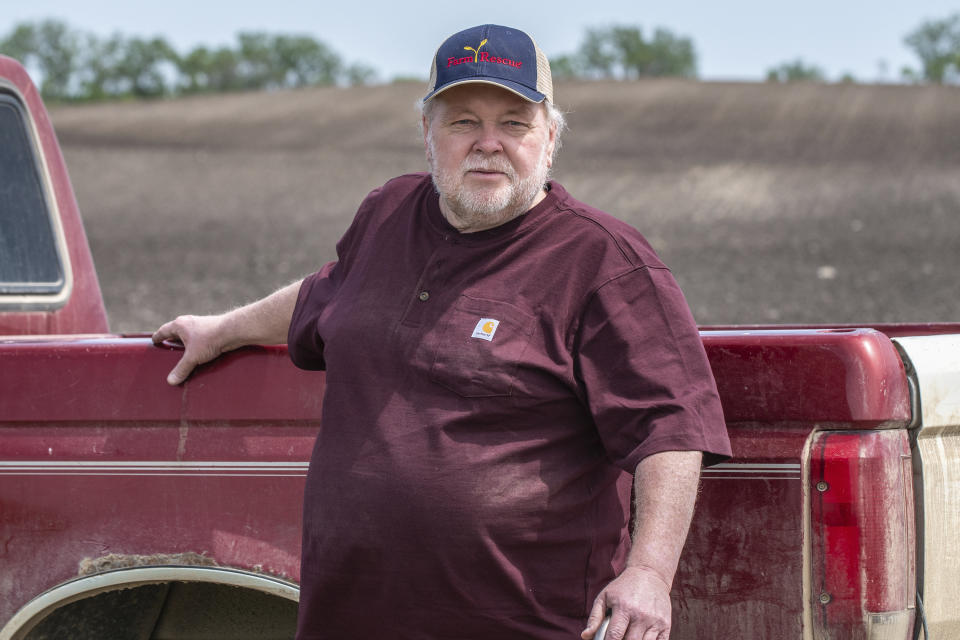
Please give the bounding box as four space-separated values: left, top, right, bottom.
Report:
808 429 916 639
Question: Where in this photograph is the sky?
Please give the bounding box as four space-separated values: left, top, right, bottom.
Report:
2 0 957 83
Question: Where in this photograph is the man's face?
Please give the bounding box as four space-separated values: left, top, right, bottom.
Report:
423 84 557 233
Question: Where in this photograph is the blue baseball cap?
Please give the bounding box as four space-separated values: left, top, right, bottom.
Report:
424 24 554 104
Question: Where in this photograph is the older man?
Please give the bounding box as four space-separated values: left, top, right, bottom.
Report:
154 24 730 640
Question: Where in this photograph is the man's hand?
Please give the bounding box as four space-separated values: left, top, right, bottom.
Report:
152 314 229 386
583 450 702 640
581 565 672 640
151 279 303 386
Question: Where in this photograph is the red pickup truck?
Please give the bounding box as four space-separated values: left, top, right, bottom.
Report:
2 54 958 640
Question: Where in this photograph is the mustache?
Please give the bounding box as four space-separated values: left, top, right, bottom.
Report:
461 156 515 176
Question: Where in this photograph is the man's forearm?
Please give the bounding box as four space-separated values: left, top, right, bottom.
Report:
626 450 702 586
219 279 303 349
153 279 304 385
581 450 703 639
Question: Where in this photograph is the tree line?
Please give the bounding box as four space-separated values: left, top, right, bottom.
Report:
0 21 703 101
550 25 697 80
2 15 959 102
766 14 960 84
0 20 375 101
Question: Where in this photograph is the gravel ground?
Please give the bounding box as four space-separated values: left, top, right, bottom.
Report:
49 79 960 332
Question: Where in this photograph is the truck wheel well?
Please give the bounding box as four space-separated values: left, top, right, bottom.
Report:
24 581 297 640
3 567 299 640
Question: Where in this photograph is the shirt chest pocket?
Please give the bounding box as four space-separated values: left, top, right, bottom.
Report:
428 296 535 398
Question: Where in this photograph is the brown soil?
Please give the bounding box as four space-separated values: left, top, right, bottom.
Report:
49 79 960 332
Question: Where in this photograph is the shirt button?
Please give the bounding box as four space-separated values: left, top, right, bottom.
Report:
418 291 430 301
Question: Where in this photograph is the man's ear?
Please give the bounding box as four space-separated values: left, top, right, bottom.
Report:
545 120 557 169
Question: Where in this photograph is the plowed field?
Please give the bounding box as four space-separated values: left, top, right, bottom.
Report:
49 79 960 332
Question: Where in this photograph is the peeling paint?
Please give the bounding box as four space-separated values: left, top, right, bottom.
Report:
176 423 189 460
177 383 190 461
78 552 217 576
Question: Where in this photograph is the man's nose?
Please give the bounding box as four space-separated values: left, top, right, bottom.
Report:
472 123 504 154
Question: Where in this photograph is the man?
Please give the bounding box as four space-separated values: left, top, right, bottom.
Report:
153 24 731 640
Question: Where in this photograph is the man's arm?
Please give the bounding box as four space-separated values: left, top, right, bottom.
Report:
152 279 303 386
582 450 702 640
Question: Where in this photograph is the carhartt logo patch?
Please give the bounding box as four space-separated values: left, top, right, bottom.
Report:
471 318 500 341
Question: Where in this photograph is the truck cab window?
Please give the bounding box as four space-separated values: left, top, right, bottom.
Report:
0 91 64 296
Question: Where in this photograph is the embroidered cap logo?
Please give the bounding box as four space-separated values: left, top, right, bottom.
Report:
428 25 549 103
444 33 523 70
463 38 488 63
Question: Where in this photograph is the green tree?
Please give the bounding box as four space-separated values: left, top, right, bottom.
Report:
114 36 178 97
2 18 367 100
578 28 617 78
205 47 244 92
0 23 37 62
177 45 214 93
766 59 826 83
611 26 651 79
0 20 81 100
647 28 697 77
567 25 697 80
76 33 126 99
233 32 343 89
549 54 582 81
237 32 282 89
174 43 245 93
345 62 377 86
904 13 960 83
34 20 81 99
273 34 341 87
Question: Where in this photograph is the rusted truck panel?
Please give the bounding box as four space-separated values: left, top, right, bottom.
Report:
0 338 325 637
672 329 916 639
2 328 937 639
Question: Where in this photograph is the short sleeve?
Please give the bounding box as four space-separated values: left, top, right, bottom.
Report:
286 185 384 370
287 262 337 370
574 266 731 471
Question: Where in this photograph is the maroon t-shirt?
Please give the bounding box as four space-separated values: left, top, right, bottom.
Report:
288 173 730 639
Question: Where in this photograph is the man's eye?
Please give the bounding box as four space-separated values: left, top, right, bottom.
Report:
505 121 530 129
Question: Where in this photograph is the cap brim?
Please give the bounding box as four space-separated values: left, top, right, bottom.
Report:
424 77 545 103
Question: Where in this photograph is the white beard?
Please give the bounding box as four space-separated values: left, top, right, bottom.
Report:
428 139 551 232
